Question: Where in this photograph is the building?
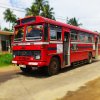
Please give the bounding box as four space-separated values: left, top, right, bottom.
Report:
0 31 14 53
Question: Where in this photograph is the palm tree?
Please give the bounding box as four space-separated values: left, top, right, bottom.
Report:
25 0 55 20
35 0 48 6
3 8 17 29
26 3 39 16
41 4 55 19
35 0 48 10
67 17 82 26
26 0 48 16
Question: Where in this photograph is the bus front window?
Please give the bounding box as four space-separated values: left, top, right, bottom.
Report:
26 25 43 41
14 27 24 42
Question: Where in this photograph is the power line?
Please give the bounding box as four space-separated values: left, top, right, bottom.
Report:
0 2 66 20
0 5 25 12
0 3 67 21
0 3 80 22
0 2 26 10
0 2 26 12
0 2 83 23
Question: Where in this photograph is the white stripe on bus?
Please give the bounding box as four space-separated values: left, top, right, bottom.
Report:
50 41 63 44
71 42 95 44
34 42 49 45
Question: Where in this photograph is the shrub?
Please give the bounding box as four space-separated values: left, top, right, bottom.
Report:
0 53 13 66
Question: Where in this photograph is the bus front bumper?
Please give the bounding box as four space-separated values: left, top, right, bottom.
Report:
12 60 47 67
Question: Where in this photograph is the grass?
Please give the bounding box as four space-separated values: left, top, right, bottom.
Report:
0 53 13 67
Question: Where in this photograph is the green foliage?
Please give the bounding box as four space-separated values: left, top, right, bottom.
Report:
3 8 17 30
41 4 55 20
25 0 55 19
26 3 40 16
0 53 13 66
67 17 82 26
3 8 17 23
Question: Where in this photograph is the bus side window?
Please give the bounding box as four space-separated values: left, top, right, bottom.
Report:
50 25 62 40
57 27 62 40
88 36 92 43
50 29 57 40
79 32 85 42
71 30 78 41
85 33 93 43
57 31 61 40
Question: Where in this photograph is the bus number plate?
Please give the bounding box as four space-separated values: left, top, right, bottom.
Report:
19 65 26 68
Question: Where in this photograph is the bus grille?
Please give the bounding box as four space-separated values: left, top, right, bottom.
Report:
13 50 35 56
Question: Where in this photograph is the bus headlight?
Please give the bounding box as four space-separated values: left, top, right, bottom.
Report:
34 51 41 60
13 55 16 58
35 55 40 59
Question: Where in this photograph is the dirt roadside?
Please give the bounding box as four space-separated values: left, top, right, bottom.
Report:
0 65 20 83
58 78 100 100
0 65 19 73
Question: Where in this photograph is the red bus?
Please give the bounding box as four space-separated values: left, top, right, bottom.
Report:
12 16 99 76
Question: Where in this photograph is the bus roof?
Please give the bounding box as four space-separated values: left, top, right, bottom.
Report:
18 16 99 35
42 16 98 35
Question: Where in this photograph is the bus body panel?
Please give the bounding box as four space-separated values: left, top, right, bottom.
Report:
12 16 99 71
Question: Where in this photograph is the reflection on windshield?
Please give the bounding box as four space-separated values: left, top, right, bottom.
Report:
26 25 43 41
14 27 24 41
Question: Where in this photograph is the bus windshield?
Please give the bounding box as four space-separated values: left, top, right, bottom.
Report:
26 24 43 41
14 27 24 42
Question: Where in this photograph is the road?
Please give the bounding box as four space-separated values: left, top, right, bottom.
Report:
0 59 100 100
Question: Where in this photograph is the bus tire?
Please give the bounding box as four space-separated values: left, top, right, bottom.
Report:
46 57 60 76
20 66 32 73
87 53 92 64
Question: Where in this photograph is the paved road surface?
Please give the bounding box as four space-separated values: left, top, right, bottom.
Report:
0 59 100 100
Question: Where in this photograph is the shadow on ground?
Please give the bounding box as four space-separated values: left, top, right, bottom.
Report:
0 71 20 83
18 59 99 78
0 59 99 84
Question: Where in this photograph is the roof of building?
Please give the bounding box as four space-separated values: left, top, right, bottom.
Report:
0 31 14 35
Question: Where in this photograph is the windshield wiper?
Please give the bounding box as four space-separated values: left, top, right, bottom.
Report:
26 37 42 40
14 38 22 41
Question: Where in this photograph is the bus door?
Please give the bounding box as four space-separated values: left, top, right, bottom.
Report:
63 32 70 66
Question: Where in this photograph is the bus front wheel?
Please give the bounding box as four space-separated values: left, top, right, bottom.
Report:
46 57 60 76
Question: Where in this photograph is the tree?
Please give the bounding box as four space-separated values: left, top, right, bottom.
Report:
25 0 55 19
26 0 48 16
26 3 39 16
3 8 17 29
35 0 48 13
67 17 82 26
41 4 55 19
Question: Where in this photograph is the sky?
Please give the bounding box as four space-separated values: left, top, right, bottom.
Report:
0 0 100 32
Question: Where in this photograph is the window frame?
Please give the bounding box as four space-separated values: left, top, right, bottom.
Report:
70 30 78 41
78 32 94 43
49 24 62 41
14 26 24 42
25 24 43 41
79 32 85 42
